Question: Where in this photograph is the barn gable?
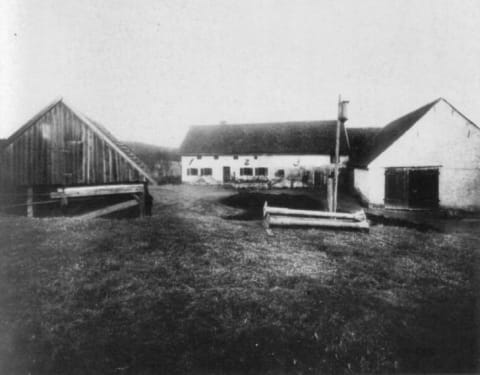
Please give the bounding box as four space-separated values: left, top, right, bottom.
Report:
353 98 480 211
350 99 439 168
1 99 156 187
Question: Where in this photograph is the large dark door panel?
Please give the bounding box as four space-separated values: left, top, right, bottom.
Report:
409 169 439 208
385 168 439 209
385 168 408 207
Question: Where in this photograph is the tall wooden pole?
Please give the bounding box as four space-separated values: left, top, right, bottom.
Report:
333 96 341 212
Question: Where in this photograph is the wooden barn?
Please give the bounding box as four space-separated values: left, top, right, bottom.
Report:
0 98 156 217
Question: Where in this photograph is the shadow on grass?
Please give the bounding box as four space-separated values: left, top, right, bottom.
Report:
221 192 324 221
368 213 439 232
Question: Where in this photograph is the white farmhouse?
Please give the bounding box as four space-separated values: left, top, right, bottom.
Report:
180 121 349 186
350 98 480 212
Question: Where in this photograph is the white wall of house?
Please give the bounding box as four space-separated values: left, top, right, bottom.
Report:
181 154 348 183
362 100 480 210
353 168 369 202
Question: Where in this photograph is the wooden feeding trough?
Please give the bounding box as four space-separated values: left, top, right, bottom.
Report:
263 201 369 232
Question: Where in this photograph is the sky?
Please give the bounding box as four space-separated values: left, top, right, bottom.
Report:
0 0 479 148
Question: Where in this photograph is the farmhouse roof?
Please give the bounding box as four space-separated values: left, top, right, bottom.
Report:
4 98 156 184
180 121 349 156
346 127 383 167
350 99 441 167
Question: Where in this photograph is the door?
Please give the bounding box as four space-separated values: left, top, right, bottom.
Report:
385 168 408 208
223 166 231 183
408 169 439 208
385 168 439 209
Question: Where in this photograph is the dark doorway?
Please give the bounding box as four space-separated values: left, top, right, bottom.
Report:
409 169 439 208
385 168 439 209
223 166 231 183
385 169 408 208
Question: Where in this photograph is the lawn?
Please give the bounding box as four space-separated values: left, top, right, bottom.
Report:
0 185 478 374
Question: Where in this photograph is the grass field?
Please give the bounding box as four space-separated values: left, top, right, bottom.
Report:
0 185 478 374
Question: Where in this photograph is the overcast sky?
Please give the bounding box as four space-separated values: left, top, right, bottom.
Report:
1 0 479 147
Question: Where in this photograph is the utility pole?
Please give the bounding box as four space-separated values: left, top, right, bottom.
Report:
333 96 349 212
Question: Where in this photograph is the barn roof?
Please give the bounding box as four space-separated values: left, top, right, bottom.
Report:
180 121 349 156
4 98 156 184
350 99 440 167
85 117 155 183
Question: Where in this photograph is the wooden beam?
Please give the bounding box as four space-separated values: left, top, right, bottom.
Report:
267 215 369 230
51 184 144 198
76 199 138 220
264 201 366 221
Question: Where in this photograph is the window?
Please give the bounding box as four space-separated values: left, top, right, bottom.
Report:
239 168 253 176
275 169 285 178
187 168 198 176
214 155 219 160
196 155 202 160
233 155 239 160
201 168 212 176
255 167 268 176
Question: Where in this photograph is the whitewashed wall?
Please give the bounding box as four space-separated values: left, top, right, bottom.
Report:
353 169 369 202
363 100 480 210
181 154 348 183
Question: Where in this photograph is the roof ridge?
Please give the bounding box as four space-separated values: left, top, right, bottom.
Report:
189 120 337 128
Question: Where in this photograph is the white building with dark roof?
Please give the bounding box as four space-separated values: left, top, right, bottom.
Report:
349 98 480 212
179 121 349 186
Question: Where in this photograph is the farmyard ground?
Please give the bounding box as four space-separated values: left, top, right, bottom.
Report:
0 185 478 374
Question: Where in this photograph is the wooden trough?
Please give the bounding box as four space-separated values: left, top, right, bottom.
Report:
263 201 369 232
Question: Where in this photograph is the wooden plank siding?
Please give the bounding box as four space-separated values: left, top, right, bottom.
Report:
1 101 153 188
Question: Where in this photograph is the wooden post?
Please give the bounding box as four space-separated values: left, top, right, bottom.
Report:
333 96 341 212
27 187 33 218
333 96 349 212
134 194 145 218
143 182 152 216
327 177 333 212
